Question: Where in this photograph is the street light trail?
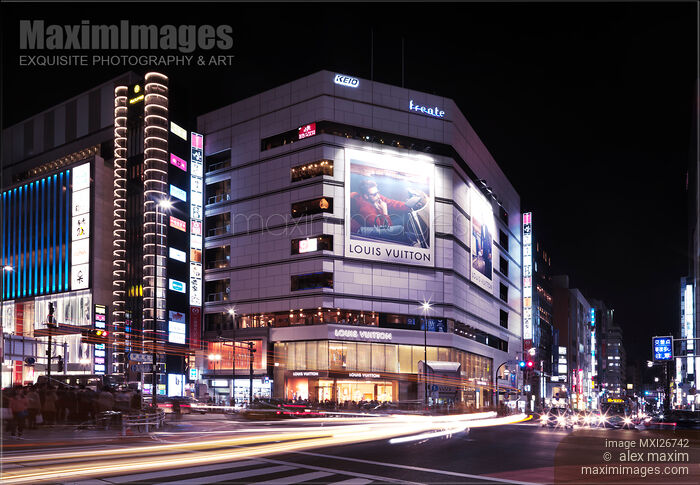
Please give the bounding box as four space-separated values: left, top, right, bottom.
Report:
1 413 528 484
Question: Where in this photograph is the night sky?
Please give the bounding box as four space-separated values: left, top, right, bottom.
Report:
1 2 697 366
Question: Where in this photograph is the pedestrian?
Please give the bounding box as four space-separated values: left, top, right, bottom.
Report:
25 386 42 429
9 388 29 436
42 387 57 425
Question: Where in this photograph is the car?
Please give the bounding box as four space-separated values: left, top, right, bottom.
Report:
540 410 574 429
157 396 207 414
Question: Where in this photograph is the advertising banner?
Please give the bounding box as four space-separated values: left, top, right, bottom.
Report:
345 149 434 267
470 188 494 292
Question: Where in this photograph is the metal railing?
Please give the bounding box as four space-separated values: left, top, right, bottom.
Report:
207 225 231 236
206 291 229 302
206 160 230 173
205 258 230 269
207 193 231 205
121 409 166 435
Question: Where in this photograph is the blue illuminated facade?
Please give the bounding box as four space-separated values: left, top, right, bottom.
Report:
2 170 72 299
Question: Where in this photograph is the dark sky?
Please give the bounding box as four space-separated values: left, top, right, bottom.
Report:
1 2 697 365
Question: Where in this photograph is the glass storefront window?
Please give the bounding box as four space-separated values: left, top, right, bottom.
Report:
329 341 345 370
344 342 357 370
287 342 296 369
356 343 371 372
371 344 385 372
385 345 398 373
295 341 306 369
398 345 412 373
305 341 317 370
317 341 328 370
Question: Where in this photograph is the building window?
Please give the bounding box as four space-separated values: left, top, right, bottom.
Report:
499 256 508 277
291 197 333 217
291 235 333 254
499 283 508 302
291 272 334 291
205 149 231 173
499 206 508 224
499 229 508 252
205 245 230 269
291 160 333 182
499 309 508 329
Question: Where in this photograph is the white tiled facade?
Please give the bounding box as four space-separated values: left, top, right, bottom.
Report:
199 71 523 396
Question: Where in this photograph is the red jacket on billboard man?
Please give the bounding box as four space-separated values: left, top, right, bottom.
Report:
350 179 428 245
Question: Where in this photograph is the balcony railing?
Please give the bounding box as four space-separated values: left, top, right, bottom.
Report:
206 291 230 302
205 258 230 269
207 193 231 205
207 224 231 237
206 160 230 173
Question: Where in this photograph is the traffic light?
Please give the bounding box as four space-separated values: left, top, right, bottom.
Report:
82 328 109 341
24 357 36 365
519 360 526 368
526 361 534 369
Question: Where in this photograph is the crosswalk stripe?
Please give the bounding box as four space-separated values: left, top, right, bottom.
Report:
169 465 296 484
255 471 334 484
71 459 262 484
328 479 373 485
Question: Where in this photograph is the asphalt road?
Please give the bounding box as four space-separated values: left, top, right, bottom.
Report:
2 416 698 484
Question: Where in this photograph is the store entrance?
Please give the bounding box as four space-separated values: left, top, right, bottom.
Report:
316 379 395 403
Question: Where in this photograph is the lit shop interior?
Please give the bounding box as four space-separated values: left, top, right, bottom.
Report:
274 340 492 406
204 340 271 404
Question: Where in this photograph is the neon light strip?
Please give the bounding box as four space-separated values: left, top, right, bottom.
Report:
53 174 57 292
11 189 15 298
58 172 63 291
2 192 5 298
65 169 70 290
19 185 23 297
35 181 38 295
40 180 44 294
28 182 32 296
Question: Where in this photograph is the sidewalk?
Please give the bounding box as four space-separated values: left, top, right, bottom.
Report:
0 421 160 450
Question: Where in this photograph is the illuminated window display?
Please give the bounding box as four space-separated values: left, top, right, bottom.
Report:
274 340 492 403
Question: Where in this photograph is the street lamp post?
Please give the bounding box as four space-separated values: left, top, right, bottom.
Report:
208 353 221 403
228 308 236 406
420 300 432 408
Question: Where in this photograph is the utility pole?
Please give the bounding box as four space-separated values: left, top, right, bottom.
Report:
247 341 255 406
47 302 55 380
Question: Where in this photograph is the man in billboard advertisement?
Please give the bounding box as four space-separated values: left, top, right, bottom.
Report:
471 189 495 292
345 149 434 267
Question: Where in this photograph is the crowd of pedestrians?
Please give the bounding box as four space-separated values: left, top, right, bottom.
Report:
2 384 142 436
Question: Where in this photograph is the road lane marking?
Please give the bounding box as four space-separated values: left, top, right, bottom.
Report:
294 451 542 485
170 465 296 484
256 457 420 484
255 471 334 484
330 479 373 485
68 459 262 484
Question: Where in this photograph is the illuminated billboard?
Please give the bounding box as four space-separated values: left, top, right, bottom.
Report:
71 163 91 290
470 189 495 292
345 149 434 267
189 132 204 307
522 212 532 345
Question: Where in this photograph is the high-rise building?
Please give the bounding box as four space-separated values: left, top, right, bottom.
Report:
198 71 523 406
1 72 139 386
552 275 593 410
521 212 554 411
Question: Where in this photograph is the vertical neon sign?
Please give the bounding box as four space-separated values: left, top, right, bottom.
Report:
522 212 533 346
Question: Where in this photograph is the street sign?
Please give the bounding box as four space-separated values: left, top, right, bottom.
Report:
652 336 673 361
127 352 154 363
131 364 153 373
